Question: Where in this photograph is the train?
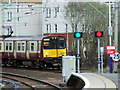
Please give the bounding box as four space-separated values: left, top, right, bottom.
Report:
0 35 66 69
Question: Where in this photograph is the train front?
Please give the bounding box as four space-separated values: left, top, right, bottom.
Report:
42 36 66 69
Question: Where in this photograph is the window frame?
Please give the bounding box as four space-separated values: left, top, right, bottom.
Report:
46 8 51 18
8 12 12 21
54 24 57 33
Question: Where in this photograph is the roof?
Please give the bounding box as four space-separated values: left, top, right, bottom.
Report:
0 35 65 41
1 0 42 4
0 36 45 41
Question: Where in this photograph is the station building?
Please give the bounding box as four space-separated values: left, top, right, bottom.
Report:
0 0 42 36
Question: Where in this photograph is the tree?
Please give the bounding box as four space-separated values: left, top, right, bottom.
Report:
64 2 110 68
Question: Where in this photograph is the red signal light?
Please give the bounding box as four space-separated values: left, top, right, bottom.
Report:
97 32 102 37
95 31 103 37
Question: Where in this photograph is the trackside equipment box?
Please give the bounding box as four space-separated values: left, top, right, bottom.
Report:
62 56 76 82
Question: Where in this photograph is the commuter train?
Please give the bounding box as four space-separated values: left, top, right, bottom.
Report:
0 35 66 69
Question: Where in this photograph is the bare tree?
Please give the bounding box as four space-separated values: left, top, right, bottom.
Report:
64 2 111 68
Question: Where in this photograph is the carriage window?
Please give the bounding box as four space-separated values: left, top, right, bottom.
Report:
6 43 8 50
9 43 12 50
0 43 1 50
18 43 21 51
31 43 34 51
22 43 25 51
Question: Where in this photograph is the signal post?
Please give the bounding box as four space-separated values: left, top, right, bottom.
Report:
74 32 82 73
95 31 103 73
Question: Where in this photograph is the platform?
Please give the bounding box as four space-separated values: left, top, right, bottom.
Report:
67 73 117 89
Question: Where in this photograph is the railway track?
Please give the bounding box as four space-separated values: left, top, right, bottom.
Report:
0 72 62 90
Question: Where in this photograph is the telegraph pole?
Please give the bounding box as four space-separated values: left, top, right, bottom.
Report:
114 2 118 73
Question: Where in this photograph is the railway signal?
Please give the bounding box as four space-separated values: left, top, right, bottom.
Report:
95 31 103 37
95 31 104 73
74 32 82 38
73 32 83 73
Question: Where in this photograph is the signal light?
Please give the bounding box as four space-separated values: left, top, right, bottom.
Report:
95 31 103 37
74 32 82 38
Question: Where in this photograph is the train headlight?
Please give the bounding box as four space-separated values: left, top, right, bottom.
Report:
48 55 50 57
59 54 62 57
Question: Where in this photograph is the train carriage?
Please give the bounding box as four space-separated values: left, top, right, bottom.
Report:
0 35 66 69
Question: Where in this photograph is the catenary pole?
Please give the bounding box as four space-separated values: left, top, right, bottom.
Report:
109 1 113 73
114 2 118 73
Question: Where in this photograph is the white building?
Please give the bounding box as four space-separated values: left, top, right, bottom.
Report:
0 0 42 36
42 0 72 34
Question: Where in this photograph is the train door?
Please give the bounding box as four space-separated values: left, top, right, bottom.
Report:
29 41 37 60
37 41 41 58
13 41 17 58
26 41 30 59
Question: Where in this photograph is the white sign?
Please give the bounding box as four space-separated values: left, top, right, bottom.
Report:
107 45 115 54
100 47 104 54
112 52 120 62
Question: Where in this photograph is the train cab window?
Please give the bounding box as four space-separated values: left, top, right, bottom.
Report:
18 43 21 51
57 38 65 49
43 39 50 49
22 43 25 51
43 38 65 49
6 43 9 51
9 43 12 50
0 43 1 50
31 43 34 51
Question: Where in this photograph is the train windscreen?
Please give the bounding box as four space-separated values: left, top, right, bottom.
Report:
43 38 65 49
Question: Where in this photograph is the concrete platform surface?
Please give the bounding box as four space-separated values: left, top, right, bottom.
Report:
70 73 117 89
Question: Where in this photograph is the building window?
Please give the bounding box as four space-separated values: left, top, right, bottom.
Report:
65 24 68 33
8 12 12 21
65 7 67 17
46 8 51 18
72 24 77 32
55 24 57 33
31 43 34 51
46 24 51 33
54 7 58 17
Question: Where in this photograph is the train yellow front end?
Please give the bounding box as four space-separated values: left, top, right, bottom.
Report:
42 36 66 69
